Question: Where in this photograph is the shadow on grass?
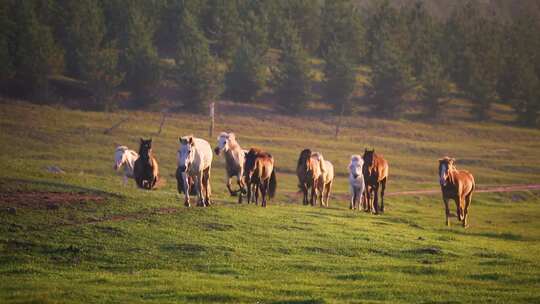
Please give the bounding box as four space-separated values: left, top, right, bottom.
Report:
271 298 326 304
441 229 526 241
0 177 122 198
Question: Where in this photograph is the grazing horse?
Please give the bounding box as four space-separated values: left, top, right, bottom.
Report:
362 149 388 214
296 149 318 205
177 135 213 207
244 148 277 207
133 138 159 190
311 152 334 207
214 132 247 203
349 155 366 211
113 145 138 186
439 157 475 228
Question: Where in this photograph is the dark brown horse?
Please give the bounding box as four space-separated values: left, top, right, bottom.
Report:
439 157 475 228
296 149 317 205
244 148 277 207
362 149 388 214
133 138 159 189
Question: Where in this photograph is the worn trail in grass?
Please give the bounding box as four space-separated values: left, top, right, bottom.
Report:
1 101 540 303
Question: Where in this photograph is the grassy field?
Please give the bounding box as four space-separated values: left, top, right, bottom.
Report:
1 99 540 303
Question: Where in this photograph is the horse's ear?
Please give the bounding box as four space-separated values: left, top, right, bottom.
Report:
188 136 194 145
140 138 144 143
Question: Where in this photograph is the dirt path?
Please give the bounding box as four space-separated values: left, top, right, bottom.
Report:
287 184 540 202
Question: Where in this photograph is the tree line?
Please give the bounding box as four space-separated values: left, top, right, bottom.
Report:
1 0 539 127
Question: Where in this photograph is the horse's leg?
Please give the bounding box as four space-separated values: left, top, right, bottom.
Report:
203 168 211 206
195 173 204 207
226 174 236 196
373 183 380 214
380 178 386 213
261 180 268 208
238 175 243 204
350 185 355 210
324 181 332 207
443 197 451 227
310 180 316 206
302 183 308 205
464 191 473 228
246 179 252 204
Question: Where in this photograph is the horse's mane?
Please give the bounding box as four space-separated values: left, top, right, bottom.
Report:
297 149 312 168
312 152 326 173
350 154 363 166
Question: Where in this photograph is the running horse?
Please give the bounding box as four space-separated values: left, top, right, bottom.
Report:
244 148 277 207
214 132 247 203
362 149 388 214
133 138 159 189
439 157 475 228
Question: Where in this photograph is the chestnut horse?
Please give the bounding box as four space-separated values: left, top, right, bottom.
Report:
296 149 318 205
362 149 388 214
244 148 277 207
133 138 159 190
439 157 475 228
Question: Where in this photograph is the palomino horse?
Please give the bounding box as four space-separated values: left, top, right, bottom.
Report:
133 138 159 189
244 148 276 207
113 145 138 185
349 155 366 211
362 149 388 214
439 157 475 228
177 135 213 207
311 152 334 207
296 149 318 205
214 132 247 203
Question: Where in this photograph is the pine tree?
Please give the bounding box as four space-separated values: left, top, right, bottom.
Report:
123 3 161 108
498 12 540 127
225 41 266 103
320 0 364 62
418 53 450 120
323 42 356 114
12 1 57 99
175 8 223 113
366 1 413 118
272 22 311 114
443 1 502 121
203 0 243 61
84 47 124 111
0 1 14 80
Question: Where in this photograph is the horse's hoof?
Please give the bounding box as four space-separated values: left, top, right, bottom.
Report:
184 202 191 207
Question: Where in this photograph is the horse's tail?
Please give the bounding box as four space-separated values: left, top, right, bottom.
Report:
268 168 277 199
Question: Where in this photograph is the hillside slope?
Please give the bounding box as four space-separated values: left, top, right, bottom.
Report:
1 100 539 303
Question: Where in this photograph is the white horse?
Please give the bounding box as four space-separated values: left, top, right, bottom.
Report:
311 152 334 207
113 146 138 185
214 132 247 203
349 155 366 210
177 135 213 207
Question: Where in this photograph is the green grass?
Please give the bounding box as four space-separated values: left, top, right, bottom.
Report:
1 100 540 303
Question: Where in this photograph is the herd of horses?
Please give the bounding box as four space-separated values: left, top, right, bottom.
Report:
113 133 476 228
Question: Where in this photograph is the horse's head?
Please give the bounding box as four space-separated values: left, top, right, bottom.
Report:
362 148 375 167
113 146 128 170
215 132 236 155
178 135 196 172
138 138 152 158
349 155 364 179
438 157 455 186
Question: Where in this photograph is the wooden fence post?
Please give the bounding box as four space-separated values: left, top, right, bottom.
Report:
209 102 215 138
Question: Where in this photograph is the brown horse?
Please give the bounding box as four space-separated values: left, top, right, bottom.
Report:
362 149 388 214
439 157 475 228
244 148 277 207
133 138 159 190
296 149 317 205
